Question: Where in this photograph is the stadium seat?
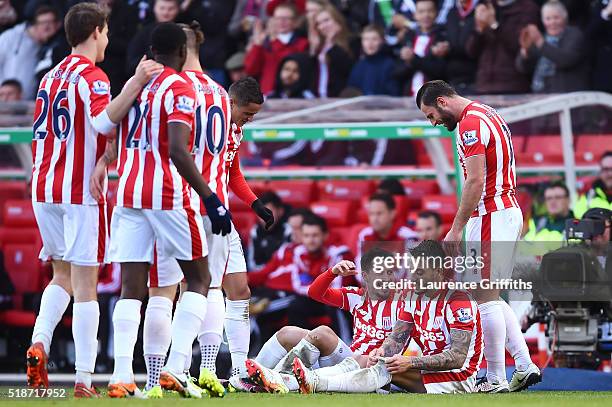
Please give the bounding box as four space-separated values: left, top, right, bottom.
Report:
421 195 457 223
401 179 440 208
2 200 36 228
317 180 375 201
232 211 257 242
525 134 563 154
0 181 27 224
4 244 43 294
266 180 316 208
347 223 369 255
310 201 355 227
576 176 597 194
0 227 41 250
516 151 564 166
575 134 610 164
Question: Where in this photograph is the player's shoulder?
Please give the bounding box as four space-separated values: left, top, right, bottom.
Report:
446 289 475 305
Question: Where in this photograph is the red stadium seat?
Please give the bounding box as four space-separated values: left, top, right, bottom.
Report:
347 223 369 254
525 135 563 155
2 200 36 228
516 152 564 166
266 180 316 207
0 227 41 250
421 195 458 223
575 134 610 164
317 180 375 201
4 244 43 294
310 201 355 227
401 179 440 208
0 181 27 224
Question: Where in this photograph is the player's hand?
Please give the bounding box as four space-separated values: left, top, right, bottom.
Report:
443 227 463 257
251 199 274 230
134 55 163 87
89 159 107 202
204 193 232 236
384 354 412 374
367 348 385 367
331 260 356 276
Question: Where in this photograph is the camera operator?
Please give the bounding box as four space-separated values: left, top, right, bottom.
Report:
580 207 611 268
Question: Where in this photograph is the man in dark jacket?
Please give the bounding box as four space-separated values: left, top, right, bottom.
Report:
466 0 539 94
586 0 612 92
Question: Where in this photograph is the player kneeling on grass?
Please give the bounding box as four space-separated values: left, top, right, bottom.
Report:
245 247 406 393
292 240 484 394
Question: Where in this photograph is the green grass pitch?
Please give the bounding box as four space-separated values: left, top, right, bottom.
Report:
1 390 612 407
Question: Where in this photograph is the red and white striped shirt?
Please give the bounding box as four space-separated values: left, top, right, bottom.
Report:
32 54 115 205
308 269 403 355
116 67 196 210
182 70 231 214
457 102 519 217
398 289 483 385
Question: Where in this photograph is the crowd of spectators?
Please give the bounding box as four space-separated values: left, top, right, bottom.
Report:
0 0 611 102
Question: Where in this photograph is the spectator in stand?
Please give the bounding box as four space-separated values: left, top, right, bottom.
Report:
228 0 269 47
574 151 612 218
524 182 574 242
126 0 180 78
289 213 353 329
0 0 17 33
226 51 247 84
516 0 588 93
355 193 418 278
0 5 61 99
368 0 415 47
466 0 539 94
181 0 237 87
394 0 446 96
33 6 67 87
586 0 612 92
305 0 327 47
268 53 316 98
415 210 443 240
248 191 293 271
311 5 354 97
376 178 406 196
96 0 141 96
0 79 22 101
347 24 400 96
437 0 479 93
245 3 308 95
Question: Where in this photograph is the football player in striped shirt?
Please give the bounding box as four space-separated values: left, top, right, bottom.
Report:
292 240 483 394
244 247 403 393
28 3 162 397
416 80 540 392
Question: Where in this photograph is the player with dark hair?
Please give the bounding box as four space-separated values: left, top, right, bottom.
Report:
28 2 162 397
294 240 483 394
245 247 404 393
416 210 443 241
416 80 540 392
94 22 230 398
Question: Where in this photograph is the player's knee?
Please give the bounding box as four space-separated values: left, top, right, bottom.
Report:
310 325 336 342
277 326 304 350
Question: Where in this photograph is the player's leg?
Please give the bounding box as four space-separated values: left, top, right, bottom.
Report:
153 208 210 398
62 203 108 397
275 325 340 372
293 358 391 394
255 326 309 368
28 203 72 388
107 207 154 398
223 272 250 378
143 278 177 397
494 207 541 391
466 213 509 392
389 370 427 393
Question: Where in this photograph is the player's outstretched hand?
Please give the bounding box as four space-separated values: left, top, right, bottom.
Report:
331 260 356 276
384 354 412 374
204 193 232 236
134 55 163 86
251 199 274 230
89 159 107 202
367 347 384 367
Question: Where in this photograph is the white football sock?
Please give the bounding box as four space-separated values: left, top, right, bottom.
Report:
255 333 288 369
318 340 348 368
144 296 173 389
316 356 360 378
198 289 224 375
225 299 250 377
479 300 507 383
165 291 207 375
73 301 99 387
500 300 532 371
32 284 71 354
274 338 320 373
317 360 391 393
111 299 142 384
